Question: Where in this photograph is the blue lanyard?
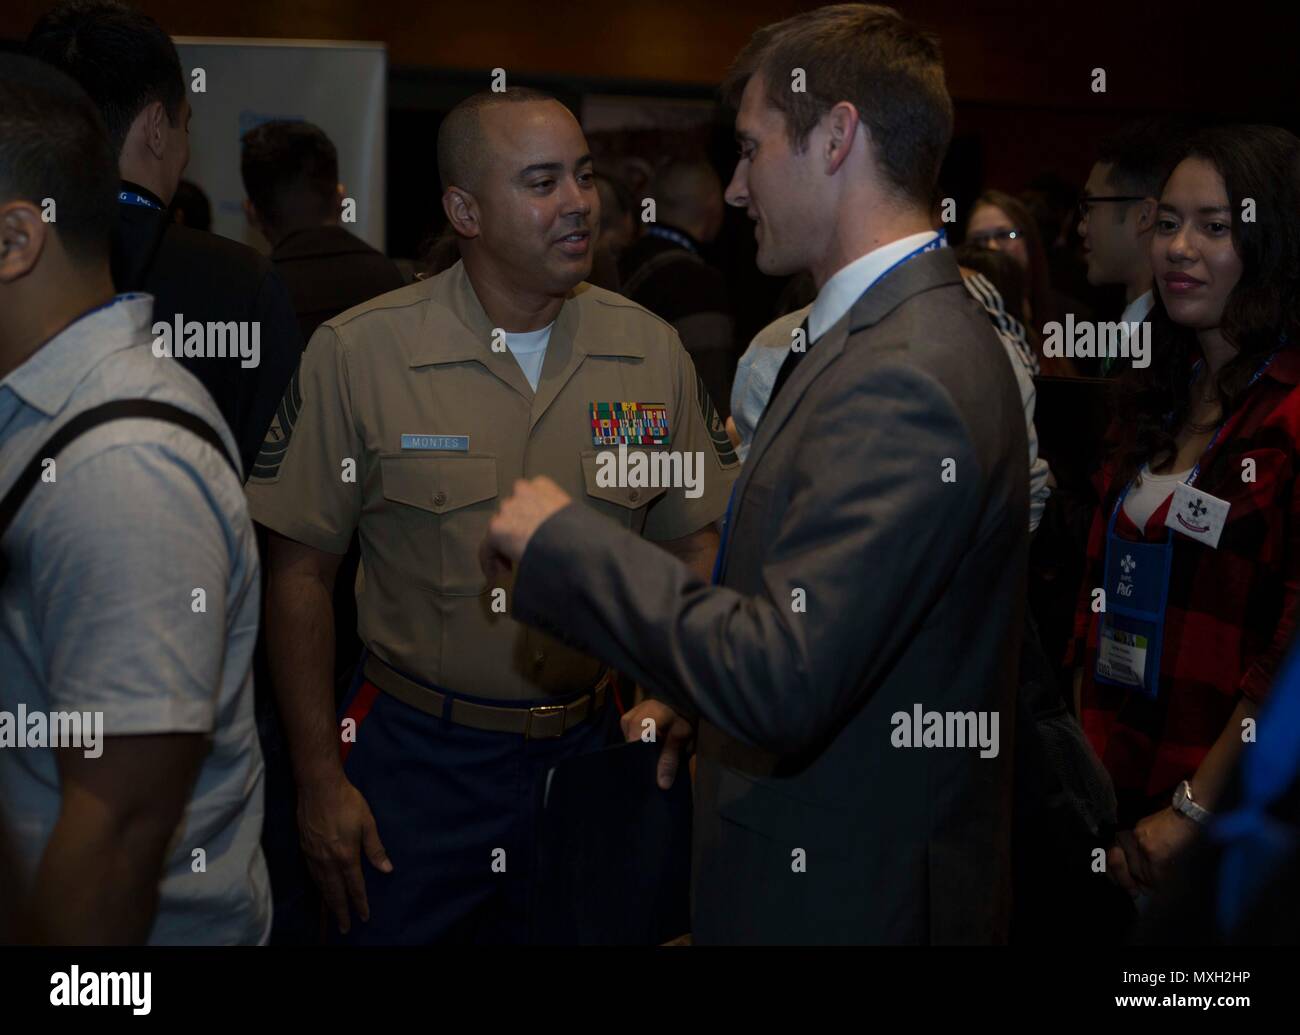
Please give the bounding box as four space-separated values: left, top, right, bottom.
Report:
710 230 946 586
118 190 163 211
1110 351 1277 523
710 490 735 584
645 225 697 254
800 231 946 360
876 229 947 281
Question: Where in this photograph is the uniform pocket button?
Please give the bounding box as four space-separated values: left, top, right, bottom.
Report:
628 489 640 503
433 490 448 506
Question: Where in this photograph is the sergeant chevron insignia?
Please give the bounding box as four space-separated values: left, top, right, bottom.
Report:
697 373 738 469
251 364 302 481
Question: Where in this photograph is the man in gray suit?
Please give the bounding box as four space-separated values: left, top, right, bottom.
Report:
482 3 1028 944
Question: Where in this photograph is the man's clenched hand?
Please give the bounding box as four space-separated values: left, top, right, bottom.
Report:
481 477 573 580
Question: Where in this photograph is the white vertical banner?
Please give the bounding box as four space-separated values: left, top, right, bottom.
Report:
174 38 386 253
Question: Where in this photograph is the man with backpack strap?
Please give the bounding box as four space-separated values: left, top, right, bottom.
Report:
0 54 269 945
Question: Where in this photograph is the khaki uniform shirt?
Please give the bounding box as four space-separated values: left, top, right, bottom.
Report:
246 260 737 700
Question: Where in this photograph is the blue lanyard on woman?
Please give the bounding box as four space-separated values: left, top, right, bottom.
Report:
1096 350 1278 696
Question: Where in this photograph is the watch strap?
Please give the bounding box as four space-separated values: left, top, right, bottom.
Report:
1173 780 1213 826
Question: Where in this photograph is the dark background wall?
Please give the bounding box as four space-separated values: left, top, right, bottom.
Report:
4 0 1294 336
4 0 1291 113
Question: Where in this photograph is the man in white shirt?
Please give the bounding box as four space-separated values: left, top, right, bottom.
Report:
1079 122 1184 376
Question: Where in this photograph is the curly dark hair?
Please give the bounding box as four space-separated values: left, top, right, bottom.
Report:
1115 124 1300 487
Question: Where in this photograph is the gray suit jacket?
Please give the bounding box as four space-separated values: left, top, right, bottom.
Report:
514 248 1028 944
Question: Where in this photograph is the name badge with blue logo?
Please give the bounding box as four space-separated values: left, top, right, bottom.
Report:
1096 493 1175 699
401 434 469 452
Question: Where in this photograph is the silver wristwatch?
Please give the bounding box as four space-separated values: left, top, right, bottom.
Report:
1172 780 1213 827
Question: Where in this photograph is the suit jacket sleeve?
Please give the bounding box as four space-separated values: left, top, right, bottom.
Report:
514 358 990 755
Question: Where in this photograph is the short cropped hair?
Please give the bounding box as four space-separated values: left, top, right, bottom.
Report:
1096 120 1187 198
721 3 952 205
0 53 117 263
27 0 185 157
437 86 558 193
241 120 339 228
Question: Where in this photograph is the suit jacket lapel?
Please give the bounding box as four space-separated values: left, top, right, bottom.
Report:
742 312 848 478
717 248 965 583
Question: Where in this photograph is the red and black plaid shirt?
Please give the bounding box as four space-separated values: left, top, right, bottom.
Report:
1067 345 1300 825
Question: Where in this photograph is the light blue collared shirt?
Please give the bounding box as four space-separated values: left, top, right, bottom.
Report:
0 294 270 945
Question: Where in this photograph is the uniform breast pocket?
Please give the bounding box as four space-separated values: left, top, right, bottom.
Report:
378 453 498 595
579 449 668 533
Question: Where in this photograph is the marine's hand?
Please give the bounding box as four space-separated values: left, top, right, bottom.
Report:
297 774 393 933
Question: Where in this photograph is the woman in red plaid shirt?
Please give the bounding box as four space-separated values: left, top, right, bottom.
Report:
1068 125 1300 901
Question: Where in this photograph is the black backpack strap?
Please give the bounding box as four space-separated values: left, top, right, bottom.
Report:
0 399 239 543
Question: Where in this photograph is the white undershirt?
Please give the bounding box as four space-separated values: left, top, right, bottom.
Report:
504 323 553 391
1124 463 1193 530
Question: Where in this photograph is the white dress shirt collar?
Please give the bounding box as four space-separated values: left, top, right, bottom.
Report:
807 230 941 344
1120 289 1155 326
